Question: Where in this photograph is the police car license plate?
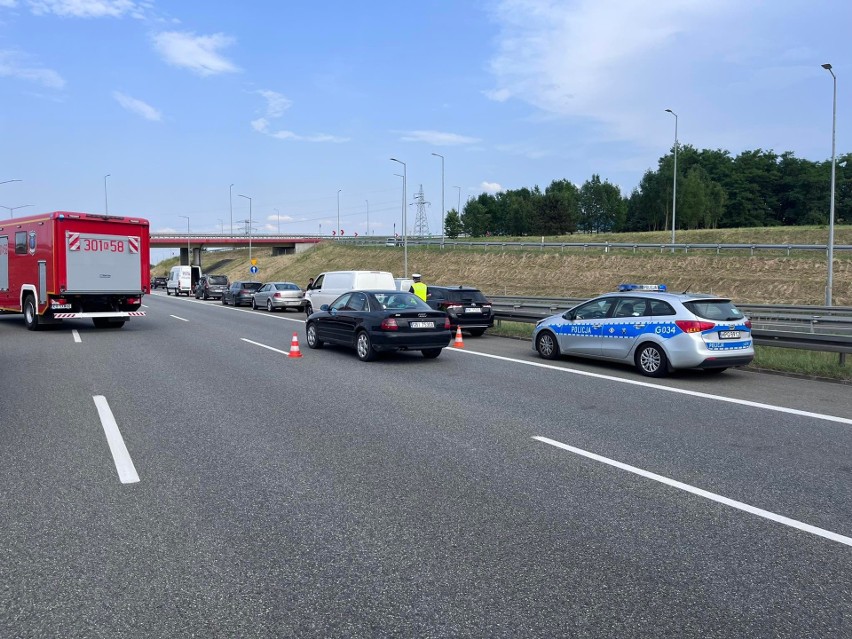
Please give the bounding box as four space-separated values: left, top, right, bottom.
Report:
410 321 434 329
719 330 741 339
464 307 482 313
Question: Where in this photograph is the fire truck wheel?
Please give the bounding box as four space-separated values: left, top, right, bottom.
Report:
23 296 40 331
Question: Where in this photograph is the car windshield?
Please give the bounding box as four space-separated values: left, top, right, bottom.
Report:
208 276 228 284
683 299 744 321
274 283 300 290
374 292 431 310
241 282 262 291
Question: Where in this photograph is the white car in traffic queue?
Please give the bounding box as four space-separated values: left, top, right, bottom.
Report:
531 284 755 377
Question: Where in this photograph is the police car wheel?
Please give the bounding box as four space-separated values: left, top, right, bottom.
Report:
536 331 560 360
636 343 668 377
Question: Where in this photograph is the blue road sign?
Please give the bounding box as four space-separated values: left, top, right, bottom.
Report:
250 265 258 274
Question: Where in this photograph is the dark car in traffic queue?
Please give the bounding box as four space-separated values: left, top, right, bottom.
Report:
151 276 168 289
531 284 754 377
424 285 494 336
194 274 230 300
221 281 263 307
305 290 452 361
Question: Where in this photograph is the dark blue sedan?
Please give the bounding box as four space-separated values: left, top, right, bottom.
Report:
305 290 452 361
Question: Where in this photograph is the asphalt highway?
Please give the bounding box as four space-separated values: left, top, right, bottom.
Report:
1 291 850 638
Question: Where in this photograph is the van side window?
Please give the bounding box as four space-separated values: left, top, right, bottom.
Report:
312 275 324 289
15 231 27 255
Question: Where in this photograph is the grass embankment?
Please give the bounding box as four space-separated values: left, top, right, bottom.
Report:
152 225 852 381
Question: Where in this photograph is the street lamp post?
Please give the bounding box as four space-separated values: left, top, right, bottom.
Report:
229 184 234 236
822 63 837 306
178 215 190 265
432 152 445 246
104 174 111 215
238 194 253 264
365 200 369 237
454 185 462 223
1 204 34 218
390 158 408 276
664 109 678 252
337 189 342 239
1 179 22 186
275 208 280 234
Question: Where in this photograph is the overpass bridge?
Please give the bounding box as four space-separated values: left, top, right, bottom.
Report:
150 233 324 266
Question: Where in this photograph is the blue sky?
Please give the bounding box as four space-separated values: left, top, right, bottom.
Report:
1 0 849 257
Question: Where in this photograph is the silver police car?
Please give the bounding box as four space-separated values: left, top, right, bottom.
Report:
531 284 754 377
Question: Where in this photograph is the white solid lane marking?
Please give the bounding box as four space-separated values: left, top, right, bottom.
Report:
533 436 852 548
93 396 140 484
452 349 852 426
241 338 290 355
169 315 189 322
72 330 81 343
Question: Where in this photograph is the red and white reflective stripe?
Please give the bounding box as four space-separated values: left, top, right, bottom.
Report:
53 313 81 318
128 236 139 254
127 311 146 316
68 232 80 251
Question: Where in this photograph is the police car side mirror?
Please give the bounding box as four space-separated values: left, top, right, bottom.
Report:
563 311 575 320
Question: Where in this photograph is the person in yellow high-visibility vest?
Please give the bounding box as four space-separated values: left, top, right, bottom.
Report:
409 273 427 301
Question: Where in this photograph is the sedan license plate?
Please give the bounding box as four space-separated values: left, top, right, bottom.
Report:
464 307 482 314
410 321 435 329
718 330 741 339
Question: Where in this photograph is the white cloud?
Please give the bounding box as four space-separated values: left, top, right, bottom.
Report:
486 0 737 145
398 130 481 146
251 90 348 143
28 0 139 17
152 31 239 76
480 181 503 194
0 0 18 7
0 50 65 88
257 89 292 118
112 91 161 121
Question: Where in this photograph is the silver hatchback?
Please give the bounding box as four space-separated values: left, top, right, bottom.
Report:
531 284 754 377
252 282 305 312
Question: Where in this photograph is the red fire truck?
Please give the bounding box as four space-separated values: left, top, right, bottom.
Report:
0 211 150 330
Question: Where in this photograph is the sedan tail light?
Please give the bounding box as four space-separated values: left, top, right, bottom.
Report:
745 319 752 329
274 292 283 298
443 317 451 329
380 318 399 331
675 320 716 333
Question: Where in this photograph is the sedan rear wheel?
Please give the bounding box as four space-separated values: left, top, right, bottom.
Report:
635 343 668 377
267 299 274 312
356 331 376 361
535 331 560 360
252 298 258 310
306 322 323 349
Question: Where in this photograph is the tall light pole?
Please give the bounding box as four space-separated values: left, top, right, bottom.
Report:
274 208 280 234
454 185 462 221
1 179 22 186
822 63 837 306
1 204 34 218
229 184 234 236
104 174 111 215
178 215 190 265
337 189 342 239
432 152 445 246
664 109 678 252
390 158 408 276
365 199 369 237
238 194 253 264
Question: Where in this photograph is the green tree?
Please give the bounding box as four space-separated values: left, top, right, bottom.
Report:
444 209 462 238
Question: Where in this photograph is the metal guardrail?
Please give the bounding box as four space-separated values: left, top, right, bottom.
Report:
344 237 852 255
489 297 852 363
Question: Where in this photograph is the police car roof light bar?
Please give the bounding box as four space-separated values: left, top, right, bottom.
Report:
618 283 667 292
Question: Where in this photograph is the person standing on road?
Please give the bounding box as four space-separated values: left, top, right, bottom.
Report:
410 273 427 301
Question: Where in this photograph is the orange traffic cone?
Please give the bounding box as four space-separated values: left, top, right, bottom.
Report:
288 332 303 358
453 326 465 348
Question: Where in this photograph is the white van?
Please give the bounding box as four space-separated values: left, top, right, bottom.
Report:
304 270 395 314
166 265 202 296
